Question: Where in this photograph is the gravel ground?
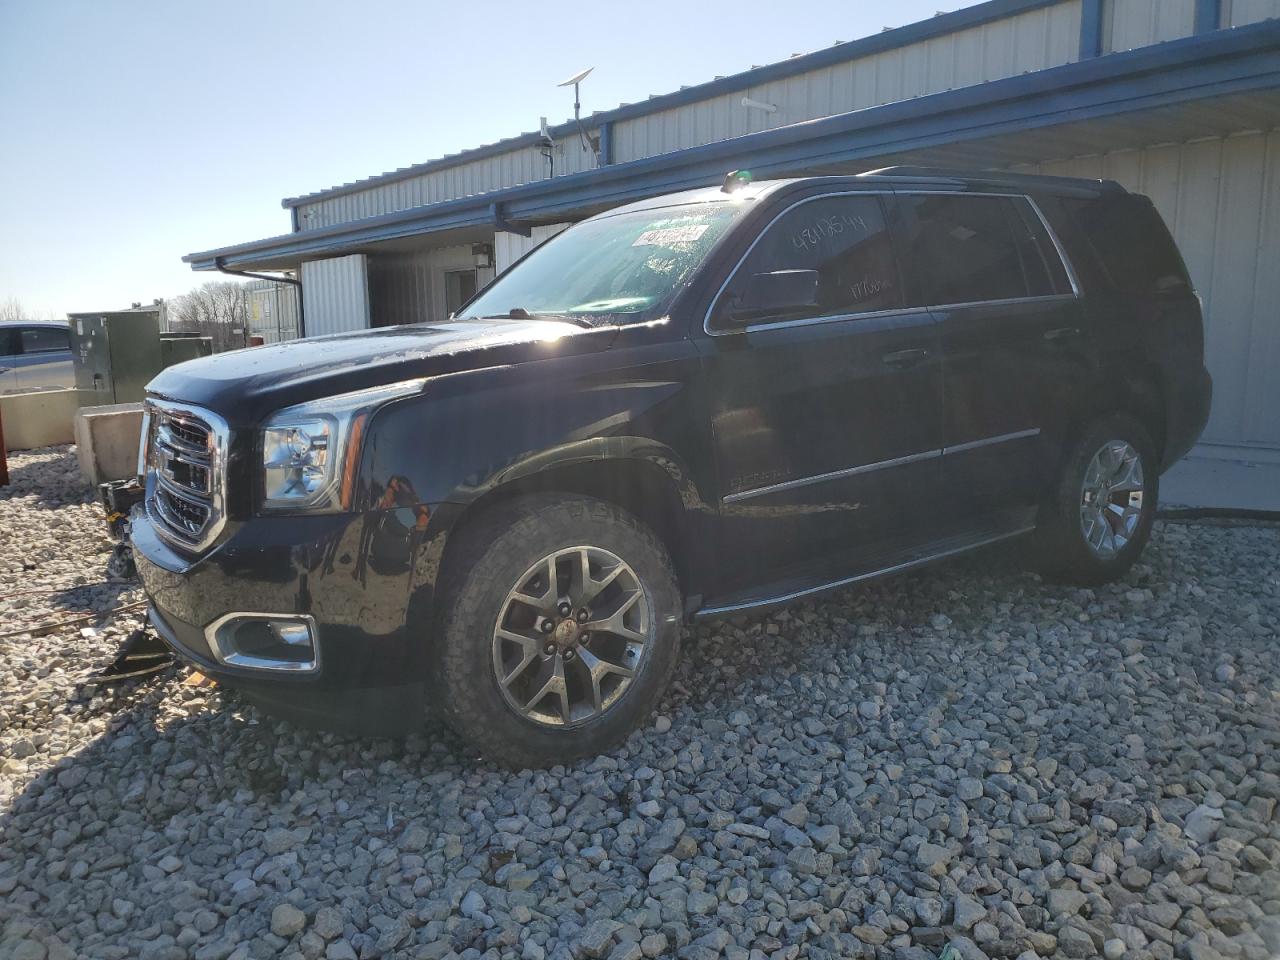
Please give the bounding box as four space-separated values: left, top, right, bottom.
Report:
1 444 1278 960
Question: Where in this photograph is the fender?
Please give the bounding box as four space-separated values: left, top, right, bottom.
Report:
352 333 720 600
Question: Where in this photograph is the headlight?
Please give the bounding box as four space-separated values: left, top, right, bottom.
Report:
260 379 425 512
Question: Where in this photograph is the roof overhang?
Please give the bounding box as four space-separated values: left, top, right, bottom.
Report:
184 21 1280 273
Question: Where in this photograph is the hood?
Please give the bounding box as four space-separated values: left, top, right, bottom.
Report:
146 318 616 423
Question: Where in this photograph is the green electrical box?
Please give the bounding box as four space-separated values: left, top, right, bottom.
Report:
160 333 214 368
68 310 164 405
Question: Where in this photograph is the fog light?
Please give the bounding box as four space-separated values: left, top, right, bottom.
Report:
205 613 319 673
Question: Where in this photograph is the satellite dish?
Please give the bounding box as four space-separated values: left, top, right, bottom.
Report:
557 66 594 87
555 67 596 154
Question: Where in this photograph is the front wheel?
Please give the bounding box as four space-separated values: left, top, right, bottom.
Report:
432 494 681 768
1031 414 1159 585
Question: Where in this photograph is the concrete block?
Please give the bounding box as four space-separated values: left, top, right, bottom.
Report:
74 402 145 485
0 388 80 452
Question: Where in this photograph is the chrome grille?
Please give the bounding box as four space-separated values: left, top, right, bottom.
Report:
144 401 229 552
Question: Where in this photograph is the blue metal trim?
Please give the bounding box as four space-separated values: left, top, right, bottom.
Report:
280 0 1066 208
490 201 532 237
1080 0 1104 58
1195 0 1222 34
186 22 1280 271
598 121 614 167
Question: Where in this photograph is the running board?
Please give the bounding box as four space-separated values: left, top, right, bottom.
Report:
694 520 1034 620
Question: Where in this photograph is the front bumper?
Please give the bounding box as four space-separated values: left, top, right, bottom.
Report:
132 502 446 736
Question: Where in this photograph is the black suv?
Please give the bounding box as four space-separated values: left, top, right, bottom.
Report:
135 168 1210 766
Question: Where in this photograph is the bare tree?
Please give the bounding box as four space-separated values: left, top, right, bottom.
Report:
167 281 249 352
0 297 62 323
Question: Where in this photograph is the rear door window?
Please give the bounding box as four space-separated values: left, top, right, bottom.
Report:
0 329 17 359
20 326 70 354
896 193 1072 307
731 194 902 321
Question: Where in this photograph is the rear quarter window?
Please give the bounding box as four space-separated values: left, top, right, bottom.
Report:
1063 195 1192 297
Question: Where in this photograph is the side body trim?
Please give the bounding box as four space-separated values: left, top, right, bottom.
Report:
722 428 1042 503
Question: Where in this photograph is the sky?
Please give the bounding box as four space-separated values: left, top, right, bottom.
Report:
0 0 979 318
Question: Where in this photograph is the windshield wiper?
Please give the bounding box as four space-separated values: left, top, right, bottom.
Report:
475 308 595 328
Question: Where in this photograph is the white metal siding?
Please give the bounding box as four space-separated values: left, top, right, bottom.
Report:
300 255 371 335
1103 0 1196 52
611 2 1083 162
297 140 598 230
494 224 572 274
1223 0 1280 26
292 2 1084 229
1011 129 1280 452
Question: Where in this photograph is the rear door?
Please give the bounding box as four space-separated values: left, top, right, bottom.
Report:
12 325 74 392
700 191 945 594
892 191 1090 519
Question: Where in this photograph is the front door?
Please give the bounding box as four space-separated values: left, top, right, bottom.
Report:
892 191 1092 519
701 192 945 597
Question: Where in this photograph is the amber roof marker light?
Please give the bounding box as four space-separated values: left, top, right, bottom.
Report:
721 170 754 193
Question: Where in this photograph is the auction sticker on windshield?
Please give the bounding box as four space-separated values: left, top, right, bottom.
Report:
632 224 710 246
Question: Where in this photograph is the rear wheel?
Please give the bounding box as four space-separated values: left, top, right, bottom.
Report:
1031 414 1159 585
432 494 681 768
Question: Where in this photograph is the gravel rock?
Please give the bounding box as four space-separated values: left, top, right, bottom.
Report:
2 446 1278 960
270 904 306 938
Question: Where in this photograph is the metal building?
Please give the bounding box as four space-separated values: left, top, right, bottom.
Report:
184 0 1280 462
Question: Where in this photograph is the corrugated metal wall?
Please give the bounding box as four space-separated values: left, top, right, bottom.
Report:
494 224 572 274
613 2 1082 162
1103 0 1196 52
300 255 371 335
1224 0 1280 27
1011 128 1280 453
297 141 598 230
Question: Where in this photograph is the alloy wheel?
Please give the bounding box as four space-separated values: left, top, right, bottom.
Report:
492 545 651 727
1079 439 1145 559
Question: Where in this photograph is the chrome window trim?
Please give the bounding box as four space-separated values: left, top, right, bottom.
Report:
204 612 321 674
704 189 1081 337
722 428 1041 504
738 305 932 335
144 399 230 553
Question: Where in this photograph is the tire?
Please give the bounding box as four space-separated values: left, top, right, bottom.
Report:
1031 413 1159 586
431 494 682 768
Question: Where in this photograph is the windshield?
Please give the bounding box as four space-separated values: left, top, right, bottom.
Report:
460 202 745 326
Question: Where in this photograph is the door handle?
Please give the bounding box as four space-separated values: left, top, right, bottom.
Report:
881 348 929 368
1043 326 1082 343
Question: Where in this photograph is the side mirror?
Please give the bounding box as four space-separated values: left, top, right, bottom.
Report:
728 269 819 321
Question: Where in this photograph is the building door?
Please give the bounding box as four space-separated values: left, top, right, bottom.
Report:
701 192 945 595
444 269 478 316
